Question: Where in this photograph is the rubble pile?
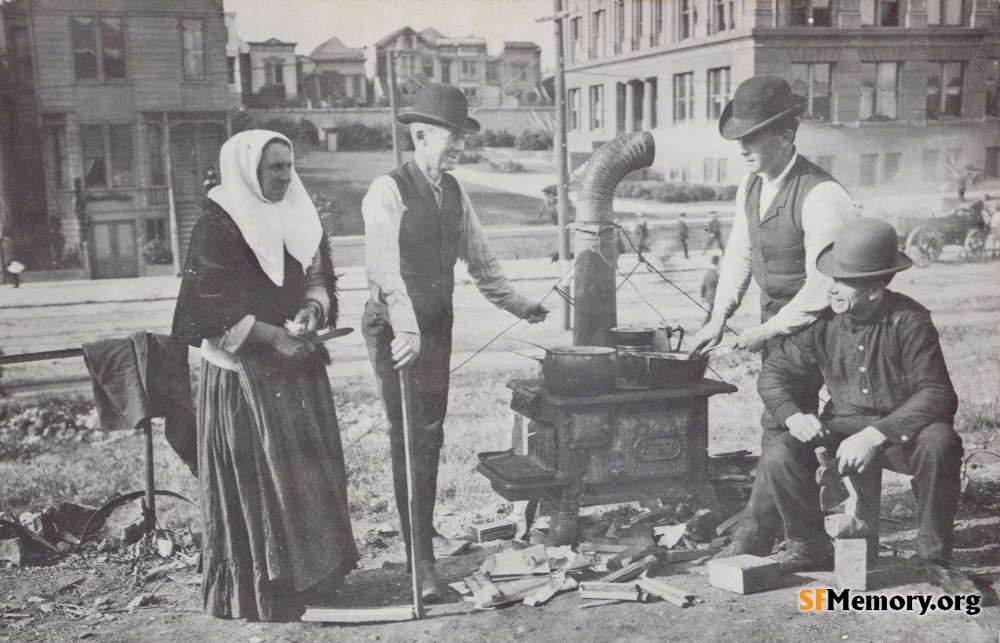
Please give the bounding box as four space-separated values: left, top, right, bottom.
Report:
455 496 746 611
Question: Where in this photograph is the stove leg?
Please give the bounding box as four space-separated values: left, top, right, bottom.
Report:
548 498 580 546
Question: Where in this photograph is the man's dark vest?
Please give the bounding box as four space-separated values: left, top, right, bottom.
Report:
746 155 839 322
388 160 463 314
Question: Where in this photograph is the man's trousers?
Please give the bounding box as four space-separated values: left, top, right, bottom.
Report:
362 299 453 564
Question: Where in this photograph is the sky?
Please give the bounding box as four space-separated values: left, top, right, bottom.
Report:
225 0 557 69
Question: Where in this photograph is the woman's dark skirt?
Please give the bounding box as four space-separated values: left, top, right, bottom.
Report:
198 348 358 622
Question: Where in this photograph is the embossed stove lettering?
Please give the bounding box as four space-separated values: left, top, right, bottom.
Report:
616 409 692 479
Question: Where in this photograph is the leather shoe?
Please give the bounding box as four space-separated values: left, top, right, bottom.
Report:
419 559 442 602
770 535 834 573
920 558 978 596
712 528 775 560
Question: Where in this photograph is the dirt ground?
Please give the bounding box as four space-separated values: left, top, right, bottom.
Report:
3 248 1000 641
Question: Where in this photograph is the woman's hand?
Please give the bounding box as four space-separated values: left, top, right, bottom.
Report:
293 302 322 332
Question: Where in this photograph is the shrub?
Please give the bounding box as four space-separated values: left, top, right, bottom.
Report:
260 117 299 143
457 151 484 165
294 118 320 146
142 239 173 265
515 128 554 151
489 159 525 173
466 129 516 149
335 122 415 152
614 180 738 204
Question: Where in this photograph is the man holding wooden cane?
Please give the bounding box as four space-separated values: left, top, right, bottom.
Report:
361 83 548 599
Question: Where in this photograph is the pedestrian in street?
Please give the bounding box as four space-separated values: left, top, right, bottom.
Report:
758 218 976 597
172 130 357 621
705 211 725 253
689 75 855 559
700 255 720 325
361 83 549 600
635 213 650 253
677 212 690 259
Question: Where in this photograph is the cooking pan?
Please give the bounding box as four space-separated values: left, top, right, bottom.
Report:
618 349 708 389
509 339 617 397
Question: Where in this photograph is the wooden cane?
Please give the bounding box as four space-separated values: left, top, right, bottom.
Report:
399 366 424 619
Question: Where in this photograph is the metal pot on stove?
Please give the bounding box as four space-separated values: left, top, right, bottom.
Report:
508 340 617 397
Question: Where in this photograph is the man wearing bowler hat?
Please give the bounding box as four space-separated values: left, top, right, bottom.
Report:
690 75 856 558
756 219 975 594
361 83 548 598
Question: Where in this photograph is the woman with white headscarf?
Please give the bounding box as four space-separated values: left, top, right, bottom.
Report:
172 130 357 622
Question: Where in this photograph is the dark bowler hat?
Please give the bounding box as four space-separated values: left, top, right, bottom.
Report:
397 82 481 134
816 218 913 279
719 75 807 140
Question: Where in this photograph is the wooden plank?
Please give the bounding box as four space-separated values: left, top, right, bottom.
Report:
664 548 718 563
715 510 744 536
637 578 691 608
835 538 868 591
301 606 414 623
708 555 781 595
598 554 657 582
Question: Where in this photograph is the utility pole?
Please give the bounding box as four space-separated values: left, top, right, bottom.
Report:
552 0 572 331
388 48 403 167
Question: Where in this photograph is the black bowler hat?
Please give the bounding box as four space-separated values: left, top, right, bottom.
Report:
718 75 807 140
816 218 913 279
397 83 481 134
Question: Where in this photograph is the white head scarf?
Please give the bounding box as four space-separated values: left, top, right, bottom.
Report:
208 129 322 286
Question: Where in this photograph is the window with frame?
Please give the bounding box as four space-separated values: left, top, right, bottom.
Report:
614 0 625 54
861 0 901 26
707 67 730 119
265 59 284 87
12 27 33 89
860 153 878 186
631 0 643 51
181 19 205 80
703 158 715 182
673 72 694 122
926 62 963 119
592 10 606 58
227 56 236 85
985 59 998 117
883 152 902 182
71 16 127 81
945 147 963 175
462 87 479 104
790 63 832 120
569 17 582 63
922 149 940 182
791 0 832 26
422 56 435 79
859 62 899 120
460 59 477 81
81 124 134 189
589 85 604 130
927 0 965 25
651 0 664 46
717 158 727 183
678 0 694 40
568 88 581 130
146 218 168 243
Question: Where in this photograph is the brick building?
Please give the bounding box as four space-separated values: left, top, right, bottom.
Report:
561 0 1000 190
2 0 230 279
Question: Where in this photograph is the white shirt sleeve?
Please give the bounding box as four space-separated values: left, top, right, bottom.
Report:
710 174 754 321
762 181 856 335
362 175 420 336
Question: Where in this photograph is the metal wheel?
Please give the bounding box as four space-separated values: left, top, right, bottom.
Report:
905 226 943 268
963 229 987 262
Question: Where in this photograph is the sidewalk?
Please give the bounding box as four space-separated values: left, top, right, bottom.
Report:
0 253 709 311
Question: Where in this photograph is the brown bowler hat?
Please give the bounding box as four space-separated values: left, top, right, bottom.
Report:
397 83 481 134
816 218 913 279
719 75 807 140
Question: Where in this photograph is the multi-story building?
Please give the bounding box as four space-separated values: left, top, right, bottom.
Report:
562 0 1000 191
2 0 231 279
367 26 548 107
225 12 250 107
300 36 368 107
247 37 298 102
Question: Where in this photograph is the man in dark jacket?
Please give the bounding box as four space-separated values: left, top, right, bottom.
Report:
361 83 548 599
756 218 974 595
677 212 689 259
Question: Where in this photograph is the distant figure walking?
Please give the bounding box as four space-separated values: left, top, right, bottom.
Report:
705 211 724 253
700 255 720 324
635 213 650 253
677 212 689 259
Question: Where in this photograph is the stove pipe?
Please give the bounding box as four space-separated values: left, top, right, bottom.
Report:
572 131 656 347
